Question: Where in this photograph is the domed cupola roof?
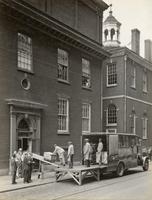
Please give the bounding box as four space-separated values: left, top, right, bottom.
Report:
104 11 121 26
103 5 121 47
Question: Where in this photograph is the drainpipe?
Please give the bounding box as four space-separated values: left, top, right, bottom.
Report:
124 55 127 133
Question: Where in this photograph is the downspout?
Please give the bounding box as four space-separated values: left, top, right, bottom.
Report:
124 55 127 133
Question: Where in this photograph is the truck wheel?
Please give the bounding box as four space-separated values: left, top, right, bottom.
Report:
116 163 124 177
143 159 149 171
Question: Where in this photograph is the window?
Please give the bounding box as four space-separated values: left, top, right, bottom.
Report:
107 104 117 125
18 33 32 72
82 103 91 132
82 58 91 88
142 117 148 139
58 98 69 133
110 28 115 40
104 29 108 41
119 135 129 148
131 66 136 88
130 112 136 134
107 63 117 86
143 71 148 92
58 48 69 81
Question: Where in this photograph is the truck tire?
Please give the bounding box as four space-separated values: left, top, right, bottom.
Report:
143 159 149 171
116 163 124 177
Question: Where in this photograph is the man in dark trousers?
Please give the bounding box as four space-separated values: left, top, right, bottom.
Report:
27 152 33 182
22 152 30 183
11 152 18 184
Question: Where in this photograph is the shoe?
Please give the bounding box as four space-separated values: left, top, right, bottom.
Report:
12 182 17 184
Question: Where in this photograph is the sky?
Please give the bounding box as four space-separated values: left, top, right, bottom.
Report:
103 0 152 57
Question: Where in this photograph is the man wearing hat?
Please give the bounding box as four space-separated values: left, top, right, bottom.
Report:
67 141 74 168
83 138 91 167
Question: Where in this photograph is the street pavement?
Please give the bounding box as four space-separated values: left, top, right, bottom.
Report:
0 171 56 193
0 162 152 200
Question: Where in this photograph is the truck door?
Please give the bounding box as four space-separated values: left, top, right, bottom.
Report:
108 134 119 171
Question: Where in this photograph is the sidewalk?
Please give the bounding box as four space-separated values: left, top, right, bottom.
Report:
0 161 151 193
0 171 56 193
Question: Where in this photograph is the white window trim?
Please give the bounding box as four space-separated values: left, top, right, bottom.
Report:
82 58 91 89
106 107 117 126
130 66 136 89
106 64 117 87
130 114 136 135
82 103 91 133
57 48 69 82
142 117 148 139
133 115 136 134
143 71 148 93
57 98 69 134
17 32 33 73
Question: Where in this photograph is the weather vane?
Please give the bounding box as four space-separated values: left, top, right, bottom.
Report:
109 4 112 12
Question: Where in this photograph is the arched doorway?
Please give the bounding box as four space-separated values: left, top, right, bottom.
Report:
17 118 33 152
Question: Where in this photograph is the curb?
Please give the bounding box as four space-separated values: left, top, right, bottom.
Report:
0 179 55 194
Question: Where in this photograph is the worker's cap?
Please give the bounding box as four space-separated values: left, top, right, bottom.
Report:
19 148 22 151
85 138 89 142
68 141 72 144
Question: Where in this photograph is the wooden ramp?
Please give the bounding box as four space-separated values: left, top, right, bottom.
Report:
32 153 59 167
32 153 59 178
55 165 107 185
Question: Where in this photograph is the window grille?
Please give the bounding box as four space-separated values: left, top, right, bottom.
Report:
82 103 91 132
107 63 117 86
58 49 69 81
143 71 148 92
131 66 136 88
130 113 136 134
142 117 148 139
18 33 32 71
107 104 117 124
82 58 91 88
58 98 69 132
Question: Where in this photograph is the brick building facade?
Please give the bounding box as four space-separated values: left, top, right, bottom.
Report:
102 11 152 148
0 0 109 174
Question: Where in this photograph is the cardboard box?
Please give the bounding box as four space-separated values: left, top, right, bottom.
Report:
44 152 56 162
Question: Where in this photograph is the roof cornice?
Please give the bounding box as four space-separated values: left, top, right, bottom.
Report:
106 46 152 70
0 0 110 59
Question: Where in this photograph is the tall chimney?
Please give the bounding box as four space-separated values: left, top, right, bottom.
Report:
144 39 152 63
131 29 140 55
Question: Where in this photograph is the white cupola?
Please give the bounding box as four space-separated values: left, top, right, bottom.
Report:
103 5 121 47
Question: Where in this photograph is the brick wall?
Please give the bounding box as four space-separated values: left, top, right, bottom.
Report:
0 14 103 171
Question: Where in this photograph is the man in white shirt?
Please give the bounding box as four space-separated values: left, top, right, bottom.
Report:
67 141 74 168
96 138 103 165
53 144 65 166
83 138 91 167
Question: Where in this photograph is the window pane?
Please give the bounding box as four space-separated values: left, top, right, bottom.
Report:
82 103 91 132
82 58 91 88
58 49 68 66
108 104 117 124
18 33 32 71
143 71 147 92
131 66 136 88
57 49 68 81
107 63 117 85
58 99 68 132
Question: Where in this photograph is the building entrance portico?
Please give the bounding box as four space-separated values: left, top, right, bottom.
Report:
17 117 35 152
6 99 47 173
